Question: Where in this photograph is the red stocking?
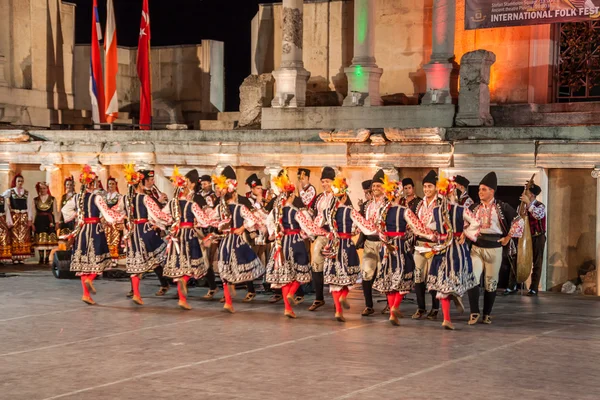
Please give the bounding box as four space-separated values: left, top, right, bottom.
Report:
81 275 90 297
223 282 233 306
394 292 405 309
386 292 396 308
341 286 349 299
441 297 451 322
282 284 292 311
289 281 301 297
332 290 342 313
88 273 98 281
131 275 141 298
178 277 190 302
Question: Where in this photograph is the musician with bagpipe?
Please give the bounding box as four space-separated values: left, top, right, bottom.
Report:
467 172 524 325
505 180 546 297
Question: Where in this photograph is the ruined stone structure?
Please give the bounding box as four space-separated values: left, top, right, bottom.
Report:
1 0 599 295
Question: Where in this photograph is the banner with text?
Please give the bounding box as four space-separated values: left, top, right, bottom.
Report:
465 1 600 30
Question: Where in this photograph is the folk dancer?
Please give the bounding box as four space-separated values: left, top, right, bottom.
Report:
3 174 33 264
454 175 474 209
0 194 12 264
58 176 76 243
122 165 172 305
61 166 124 305
359 172 387 316
354 180 372 255
197 174 220 299
315 175 377 322
505 183 546 296
32 182 58 264
104 177 124 267
162 167 217 310
412 170 442 320
424 175 480 330
468 172 523 325
373 173 436 326
307 166 337 311
140 169 172 296
212 166 266 313
399 178 422 214
238 173 270 302
265 171 326 318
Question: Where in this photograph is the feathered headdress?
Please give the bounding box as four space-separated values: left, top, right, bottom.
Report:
273 170 296 194
331 175 349 196
170 165 187 188
79 165 97 186
381 174 398 201
124 164 144 186
212 173 237 193
436 171 455 197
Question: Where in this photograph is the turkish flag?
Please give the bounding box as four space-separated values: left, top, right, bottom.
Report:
137 0 151 130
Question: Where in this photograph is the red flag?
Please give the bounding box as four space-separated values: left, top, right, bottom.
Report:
137 0 152 130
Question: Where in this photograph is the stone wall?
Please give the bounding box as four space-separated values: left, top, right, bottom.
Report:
255 0 552 104
547 169 597 291
73 41 224 124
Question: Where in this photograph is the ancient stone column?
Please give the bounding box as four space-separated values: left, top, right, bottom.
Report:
455 50 496 127
422 0 456 105
271 0 310 108
0 164 10 193
343 0 383 107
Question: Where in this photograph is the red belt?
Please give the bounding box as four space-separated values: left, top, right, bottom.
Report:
84 218 100 224
133 219 148 224
337 232 353 239
439 233 463 239
180 222 194 228
386 232 405 237
283 229 301 235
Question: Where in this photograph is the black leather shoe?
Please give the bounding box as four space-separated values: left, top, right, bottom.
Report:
527 289 537 297
503 287 518 296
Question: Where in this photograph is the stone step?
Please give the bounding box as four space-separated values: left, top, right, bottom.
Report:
534 102 600 113
199 120 237 130
217 112 240 122
533 111 600 126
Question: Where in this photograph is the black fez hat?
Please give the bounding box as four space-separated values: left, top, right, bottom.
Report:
454 175 470 187
362 180 373 190
321 167 336 180
530 184 541 196
480 172 497 191
372 169 385 184
200 174 211 183
402 177 414 187
185 169 199 184
422 170 438 185
298 168 311 177
246 173 262 188
221 166 236 180
139 169 154 179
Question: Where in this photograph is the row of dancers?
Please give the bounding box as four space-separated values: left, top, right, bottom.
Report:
64 164 529 329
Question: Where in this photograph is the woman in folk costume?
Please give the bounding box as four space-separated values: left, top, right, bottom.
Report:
0 193 12 264
371 170 437 326
61 165 125 305
3 174 33 263
58 176 76 240
212 165 266 314
315 175 377 322
162 166 217 310
32 182 58 265
423 174 480 330
104 177 124 267
265 171 327 318
122 165 172 305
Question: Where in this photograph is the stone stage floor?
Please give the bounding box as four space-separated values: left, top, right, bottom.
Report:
1 269 599 400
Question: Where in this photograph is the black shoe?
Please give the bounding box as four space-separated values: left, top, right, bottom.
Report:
527 289 537 297
503 287 517 296
361 307 375 316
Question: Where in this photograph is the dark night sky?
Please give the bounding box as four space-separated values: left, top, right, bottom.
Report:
66 0 282 111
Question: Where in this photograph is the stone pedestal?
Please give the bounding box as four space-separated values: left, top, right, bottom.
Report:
343 0 382 107
422 0 457 105
455 50 496 127
271 0 310 108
